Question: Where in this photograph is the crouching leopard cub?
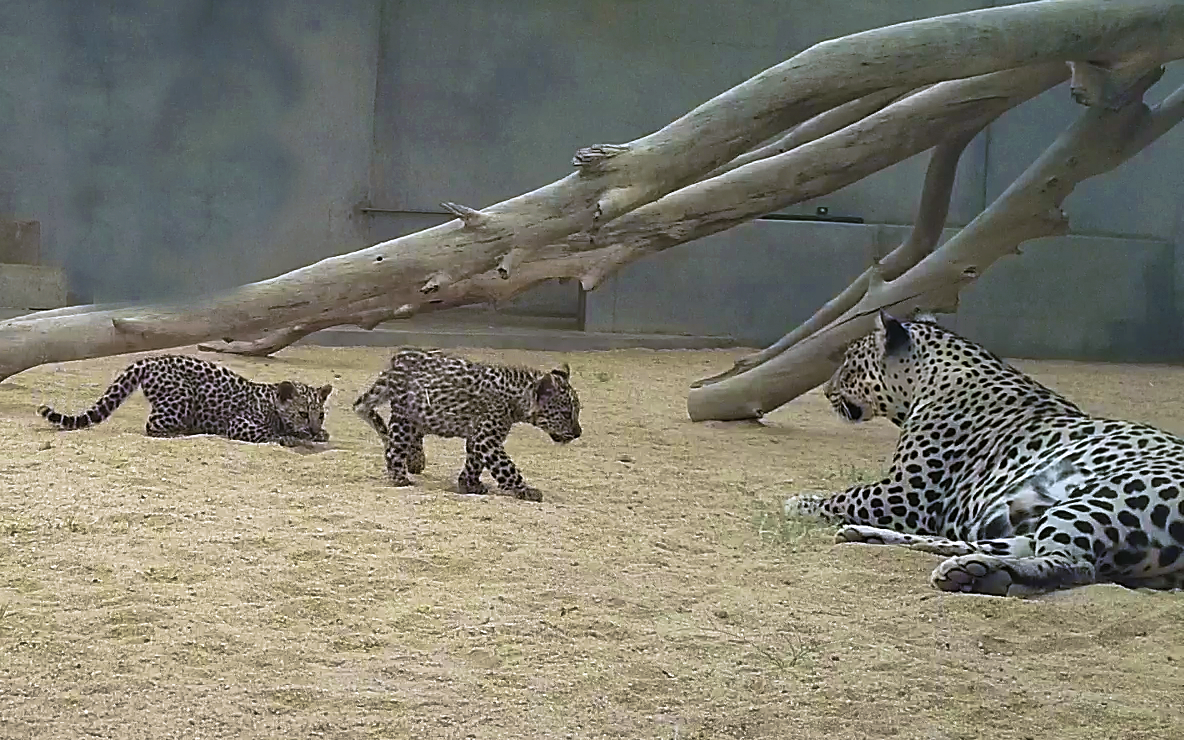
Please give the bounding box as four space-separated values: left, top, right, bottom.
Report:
353 348 582 502
784 311 1184 597
38 354 333 447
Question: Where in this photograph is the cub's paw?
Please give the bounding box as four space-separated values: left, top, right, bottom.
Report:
458 477 489 496
501 486 543 503
386 471 415 487
407 447 427 475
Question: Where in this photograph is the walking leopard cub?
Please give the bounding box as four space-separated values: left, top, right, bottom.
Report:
38 354 333 447
353 348 582 502
784 311 1184 597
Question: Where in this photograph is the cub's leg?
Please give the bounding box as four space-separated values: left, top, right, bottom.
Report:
383 417 420 486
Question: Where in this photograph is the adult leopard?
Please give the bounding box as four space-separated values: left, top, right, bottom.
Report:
38 354 333 447
783 312 1184 597
353 348 582 502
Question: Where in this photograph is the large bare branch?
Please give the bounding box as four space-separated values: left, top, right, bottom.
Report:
691 123 981 388
686 70 1184 422
200 65 1065 358
2 1 1182 379
195 246 619 356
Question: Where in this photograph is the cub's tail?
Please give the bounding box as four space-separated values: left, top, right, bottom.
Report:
37 359 152 430
353 376 395 437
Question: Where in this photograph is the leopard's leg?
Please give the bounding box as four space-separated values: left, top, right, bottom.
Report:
145 413 188 437
464 421 541 502
225 417 304 446
930 497 1116 596
145 397 195 437
383 417 418 486
457 437 488 495
931 551 1096 597
835 526 1036 558
406 431 427 475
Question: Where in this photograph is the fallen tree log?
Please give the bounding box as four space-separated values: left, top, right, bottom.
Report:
2 0 1182 378
686 67 1184 421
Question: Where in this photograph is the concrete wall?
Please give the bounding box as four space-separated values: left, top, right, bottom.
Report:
0 0 380 302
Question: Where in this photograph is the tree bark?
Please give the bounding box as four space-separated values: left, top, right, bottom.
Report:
686 69 1184 422
2 0 1182 379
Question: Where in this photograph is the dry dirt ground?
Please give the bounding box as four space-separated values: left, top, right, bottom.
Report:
1 345 1183 739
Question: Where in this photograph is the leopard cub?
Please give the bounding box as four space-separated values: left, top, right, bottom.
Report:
38 354 332 447
353 348 582 501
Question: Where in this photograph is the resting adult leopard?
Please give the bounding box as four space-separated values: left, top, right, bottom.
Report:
38 354 333 447
353 348 582 502
783 311 1184 597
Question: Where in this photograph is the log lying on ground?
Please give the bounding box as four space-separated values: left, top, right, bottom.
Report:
686 69 1184 422
4 0 1184 378
197 66 1063 357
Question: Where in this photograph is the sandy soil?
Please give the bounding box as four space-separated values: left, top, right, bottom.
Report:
1 345 1182 739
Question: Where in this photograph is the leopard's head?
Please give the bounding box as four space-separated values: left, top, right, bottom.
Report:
824 311 919 427
528 364 582 443
275 381 334 441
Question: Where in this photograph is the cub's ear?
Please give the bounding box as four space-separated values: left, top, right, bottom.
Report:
534 373 556 399
317 384 334 403
277 381 297 402
875 310 910 356
552 363 570 380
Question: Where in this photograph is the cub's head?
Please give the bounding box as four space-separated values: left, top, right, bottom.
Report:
275 381 334 441
825 311 926 427
529 364 582 443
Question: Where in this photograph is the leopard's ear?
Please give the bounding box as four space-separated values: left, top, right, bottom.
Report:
317 384 334 403
534 373 556 399
276 381 297 402
875 310 910 356
552 363 570 380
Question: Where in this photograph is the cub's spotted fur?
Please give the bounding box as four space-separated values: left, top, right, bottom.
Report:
38 354 333 447
353 348 582 501
784 312 1184 597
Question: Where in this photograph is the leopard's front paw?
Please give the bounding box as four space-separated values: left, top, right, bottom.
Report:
407 447 427 475
386 470 414 487
458 477 488 496
504 486 543 503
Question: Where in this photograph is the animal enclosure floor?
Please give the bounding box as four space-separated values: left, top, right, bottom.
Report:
2 346 1183 739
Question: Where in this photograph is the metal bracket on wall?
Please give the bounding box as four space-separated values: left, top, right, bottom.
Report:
356 206 449 216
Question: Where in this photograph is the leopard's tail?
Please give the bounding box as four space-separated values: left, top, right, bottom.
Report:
352 377 393 437
37 359 152 430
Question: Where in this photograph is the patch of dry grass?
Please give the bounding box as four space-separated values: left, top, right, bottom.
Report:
1 346 1182 739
